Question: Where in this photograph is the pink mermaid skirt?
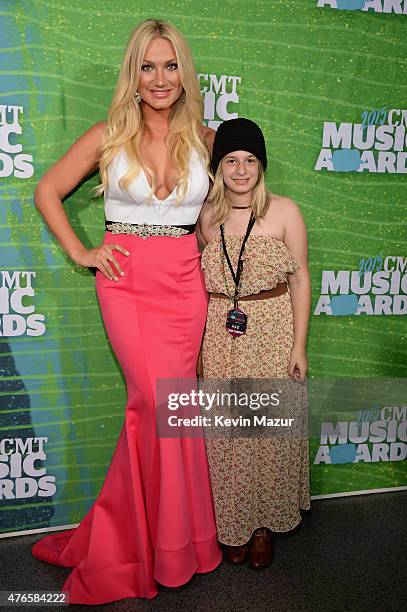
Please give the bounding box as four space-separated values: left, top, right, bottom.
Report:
32 232 222 604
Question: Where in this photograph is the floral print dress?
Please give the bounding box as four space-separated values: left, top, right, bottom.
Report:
201 234 310 546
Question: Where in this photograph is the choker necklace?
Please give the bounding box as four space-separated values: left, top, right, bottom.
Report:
231 204 252 209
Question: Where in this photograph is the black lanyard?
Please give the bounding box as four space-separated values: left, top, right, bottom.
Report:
220 213 256 306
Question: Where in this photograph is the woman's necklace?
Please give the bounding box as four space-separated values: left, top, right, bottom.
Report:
231 204 252 209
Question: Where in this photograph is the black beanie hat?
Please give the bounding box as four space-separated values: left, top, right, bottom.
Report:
211 118 267 174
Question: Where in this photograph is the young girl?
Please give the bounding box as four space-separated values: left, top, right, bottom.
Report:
198 118 311 569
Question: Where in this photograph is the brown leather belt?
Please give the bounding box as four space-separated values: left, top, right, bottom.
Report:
210 283 288 301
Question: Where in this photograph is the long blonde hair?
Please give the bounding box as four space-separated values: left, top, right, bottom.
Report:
207 159 270 225
97 19 209 201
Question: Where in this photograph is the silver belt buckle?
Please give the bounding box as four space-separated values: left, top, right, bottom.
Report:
106 222 188 239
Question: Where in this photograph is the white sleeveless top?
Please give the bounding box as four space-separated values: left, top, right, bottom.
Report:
104 147 209 225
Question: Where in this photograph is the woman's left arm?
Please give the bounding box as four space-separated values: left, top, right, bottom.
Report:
282 198 311 381
200 125 216 156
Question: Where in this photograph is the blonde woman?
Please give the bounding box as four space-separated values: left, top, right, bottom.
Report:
32 19 221 604
198 118 311 570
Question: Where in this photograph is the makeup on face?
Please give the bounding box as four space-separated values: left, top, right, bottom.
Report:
138 37 183 109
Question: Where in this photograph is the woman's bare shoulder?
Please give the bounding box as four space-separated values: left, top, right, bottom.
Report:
199 125 216 155
199 200 218 243
36 120 108 197
68 120 107 163
64 120 107 156
86 120 108 145
199 199 214 227
93 120 107 134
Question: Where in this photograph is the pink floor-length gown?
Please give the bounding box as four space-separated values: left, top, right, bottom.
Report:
32 231 222 604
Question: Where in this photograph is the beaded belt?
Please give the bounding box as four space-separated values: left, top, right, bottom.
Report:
210 284 288 301
105 220 196 240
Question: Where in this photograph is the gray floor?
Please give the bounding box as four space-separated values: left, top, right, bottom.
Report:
1 492 406 612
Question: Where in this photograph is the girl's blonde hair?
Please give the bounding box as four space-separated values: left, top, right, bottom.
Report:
97 19 209 201
207 158 270 225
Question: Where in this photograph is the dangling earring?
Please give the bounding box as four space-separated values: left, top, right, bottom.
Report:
181 90 186 103
134 92 141 104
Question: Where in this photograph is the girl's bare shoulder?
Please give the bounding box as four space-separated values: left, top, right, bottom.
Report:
267 192 301 214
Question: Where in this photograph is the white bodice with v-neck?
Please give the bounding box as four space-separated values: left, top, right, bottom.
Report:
104 147 209 225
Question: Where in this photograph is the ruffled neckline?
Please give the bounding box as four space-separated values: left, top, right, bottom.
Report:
208 234 284 243
205 234 295 255
202 233 300 271
201 233 300 294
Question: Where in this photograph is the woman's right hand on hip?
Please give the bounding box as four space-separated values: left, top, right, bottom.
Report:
74 243 129 281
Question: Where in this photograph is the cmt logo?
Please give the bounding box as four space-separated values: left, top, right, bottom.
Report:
0 270 46 336
0 104 34 179
315 109 407 174
313 256 407 316
198 73 241 130
317 0 407 13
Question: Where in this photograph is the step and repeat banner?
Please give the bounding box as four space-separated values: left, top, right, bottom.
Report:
0 0 406 536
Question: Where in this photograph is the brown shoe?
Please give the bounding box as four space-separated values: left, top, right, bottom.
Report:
225 541 251 565
249 528 273 569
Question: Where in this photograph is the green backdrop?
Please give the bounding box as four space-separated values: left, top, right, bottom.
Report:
0 0 406 535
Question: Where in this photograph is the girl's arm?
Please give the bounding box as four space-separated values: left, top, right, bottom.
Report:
282 198 311 380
